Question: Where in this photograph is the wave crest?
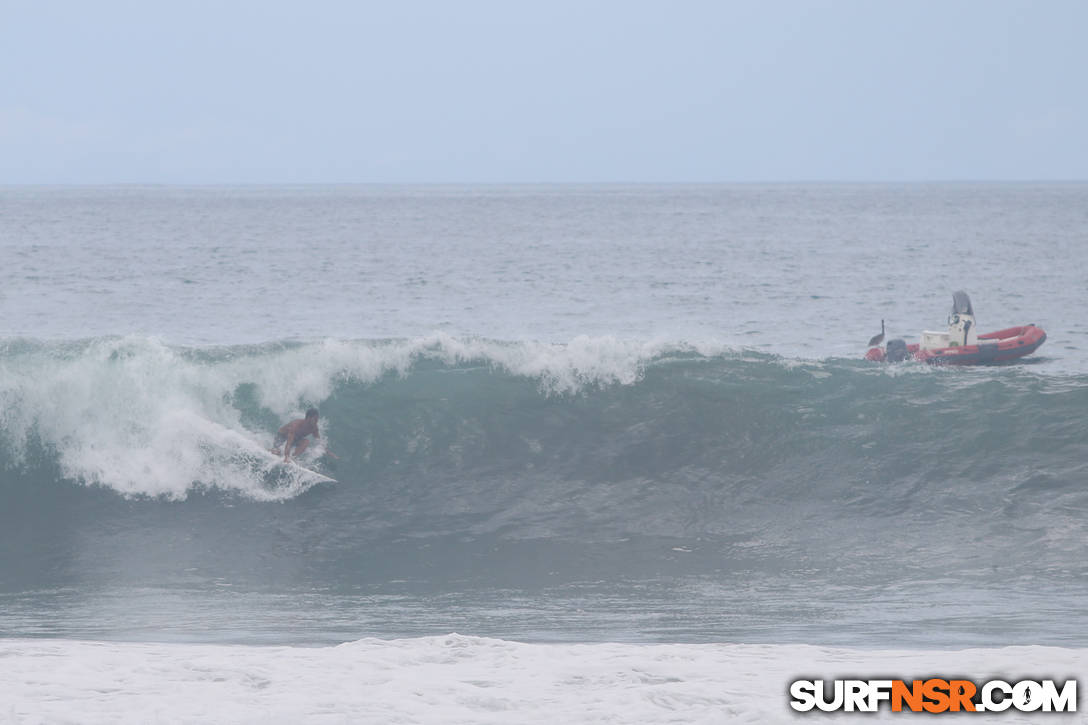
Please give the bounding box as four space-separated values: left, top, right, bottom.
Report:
0 335 733 498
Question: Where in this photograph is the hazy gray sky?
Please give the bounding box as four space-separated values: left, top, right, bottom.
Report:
2 0 1085 183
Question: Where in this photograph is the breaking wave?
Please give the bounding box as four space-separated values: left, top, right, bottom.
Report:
3 333 1088 591
2 335 1086 506
0 334 728 499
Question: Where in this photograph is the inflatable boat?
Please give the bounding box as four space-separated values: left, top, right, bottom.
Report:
865 292 1046 365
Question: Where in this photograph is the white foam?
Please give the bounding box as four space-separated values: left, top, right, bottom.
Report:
0 334 736 498
1 635 1083 724
0 337 335 499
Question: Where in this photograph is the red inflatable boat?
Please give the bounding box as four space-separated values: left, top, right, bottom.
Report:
865 292 1046 365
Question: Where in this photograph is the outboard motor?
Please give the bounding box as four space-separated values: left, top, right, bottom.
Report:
947 290 978 347
885 338 909 362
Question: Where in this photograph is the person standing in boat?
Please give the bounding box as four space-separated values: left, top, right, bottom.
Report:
947 290 978 347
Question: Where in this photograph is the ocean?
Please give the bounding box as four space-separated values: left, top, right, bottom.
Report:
2 184 1087 722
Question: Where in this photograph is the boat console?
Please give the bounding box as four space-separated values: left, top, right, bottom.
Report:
921 291 977 350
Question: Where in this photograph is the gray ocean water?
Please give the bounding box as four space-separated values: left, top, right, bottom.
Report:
1 184 1087 647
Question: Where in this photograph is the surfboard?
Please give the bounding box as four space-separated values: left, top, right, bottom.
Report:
229 435 339 493
270 457 338 485
259 447 338 486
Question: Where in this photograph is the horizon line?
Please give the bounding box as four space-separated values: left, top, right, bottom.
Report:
3 179 1087 188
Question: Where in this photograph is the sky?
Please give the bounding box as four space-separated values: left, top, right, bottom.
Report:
1 0 1086 183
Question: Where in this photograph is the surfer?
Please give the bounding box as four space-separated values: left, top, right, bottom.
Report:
272 408 338 462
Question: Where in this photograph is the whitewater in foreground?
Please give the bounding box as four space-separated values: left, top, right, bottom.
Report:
4 635 1086 724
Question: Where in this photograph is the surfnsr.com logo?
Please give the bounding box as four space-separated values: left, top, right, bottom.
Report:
789 678 1077 713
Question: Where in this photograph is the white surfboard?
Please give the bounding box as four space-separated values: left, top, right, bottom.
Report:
275 457 338 485
228 433 339 490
